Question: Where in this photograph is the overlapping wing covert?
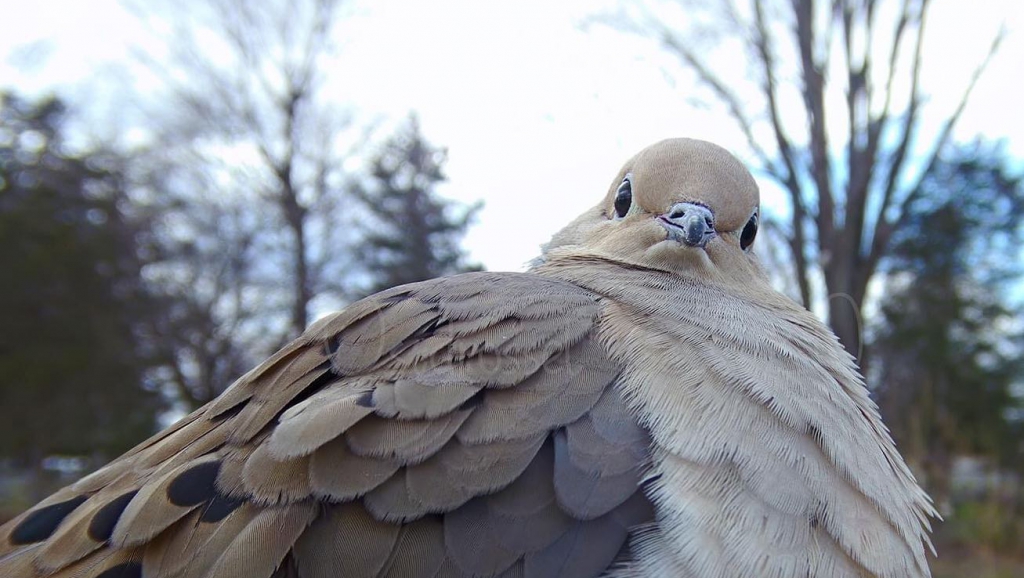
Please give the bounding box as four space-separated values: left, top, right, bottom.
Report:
0 272 653 578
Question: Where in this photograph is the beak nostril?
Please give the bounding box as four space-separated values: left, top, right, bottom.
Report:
666 204 714 226
662 202 717 248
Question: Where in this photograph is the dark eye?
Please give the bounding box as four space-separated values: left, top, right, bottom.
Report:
614 175 632 219
740 212 758 250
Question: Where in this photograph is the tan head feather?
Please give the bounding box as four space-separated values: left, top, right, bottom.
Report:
541 138 762 283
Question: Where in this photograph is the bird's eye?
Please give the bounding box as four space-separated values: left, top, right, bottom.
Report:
614 175 632 219
740 211 758 250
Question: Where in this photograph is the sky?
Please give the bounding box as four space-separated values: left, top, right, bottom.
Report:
1 0 1022 274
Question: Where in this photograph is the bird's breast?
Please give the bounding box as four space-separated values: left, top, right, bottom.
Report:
591 289 931 578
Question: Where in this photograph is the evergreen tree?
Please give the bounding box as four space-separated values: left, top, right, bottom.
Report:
0 93 164 472
353 117 481 295
872 144 1024 504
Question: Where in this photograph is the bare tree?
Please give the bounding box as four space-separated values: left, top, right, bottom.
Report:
599 0 1004 360
138 176 266 408
124 0 360 405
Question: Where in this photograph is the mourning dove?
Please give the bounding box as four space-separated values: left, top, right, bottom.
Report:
0 138 934 578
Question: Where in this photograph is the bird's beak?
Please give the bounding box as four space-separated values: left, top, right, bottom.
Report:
659 202 716 248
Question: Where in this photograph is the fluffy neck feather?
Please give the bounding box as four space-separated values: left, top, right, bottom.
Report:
535 254 935 578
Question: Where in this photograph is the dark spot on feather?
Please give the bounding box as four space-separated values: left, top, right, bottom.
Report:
167 461 222 507
809 514 819 528
200 493 244 522
9 495 88 544
355 390 375 408
95 561 142 578
87 490 138 542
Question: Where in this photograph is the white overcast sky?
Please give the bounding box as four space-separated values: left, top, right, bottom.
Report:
1 0 1022 273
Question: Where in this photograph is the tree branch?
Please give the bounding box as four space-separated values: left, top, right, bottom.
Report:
655 25 776 171
868 19 1005 275
794 0 835 255
841 0 871 258
752 0 812 307
875 0 929 237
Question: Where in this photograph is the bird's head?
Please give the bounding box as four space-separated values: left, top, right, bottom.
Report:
541 138 762 283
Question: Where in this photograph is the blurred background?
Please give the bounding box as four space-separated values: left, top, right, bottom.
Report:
1 1 1022 575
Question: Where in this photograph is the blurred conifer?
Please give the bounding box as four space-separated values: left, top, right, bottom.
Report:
0 93 164 474
352 116 482 296
873 143 1024 507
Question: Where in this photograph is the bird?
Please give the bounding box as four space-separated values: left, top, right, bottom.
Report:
0 138 935 578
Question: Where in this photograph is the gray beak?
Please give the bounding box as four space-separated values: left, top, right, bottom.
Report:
660 202 716 248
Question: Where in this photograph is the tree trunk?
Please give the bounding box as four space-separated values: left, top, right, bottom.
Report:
284 195 309 337
824 247 867 362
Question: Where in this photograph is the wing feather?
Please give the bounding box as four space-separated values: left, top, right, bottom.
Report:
205 503 316 578
344 408 473 463
378 517 446 578
110 456 221 548
308 436 400 500
0 272 653 578
292 503 399 578
266 380 375 459
241 443 312 505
